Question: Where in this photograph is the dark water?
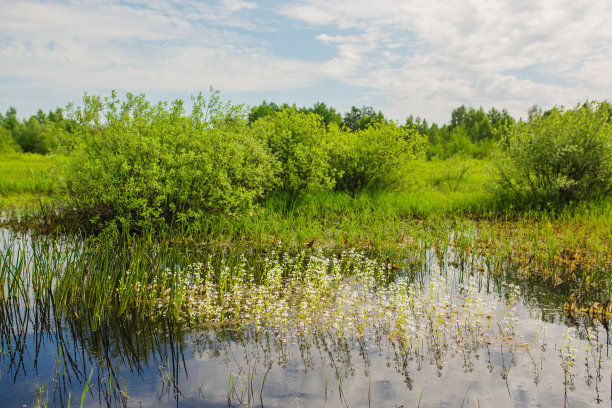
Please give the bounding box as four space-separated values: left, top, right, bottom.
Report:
1 231 611 407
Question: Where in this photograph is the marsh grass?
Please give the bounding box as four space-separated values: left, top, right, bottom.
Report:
0 153 55 200
0 236 521 405
0 152 610 290
3 228 611 407
0 229 575 350
187 197 611 291
3 197 610 320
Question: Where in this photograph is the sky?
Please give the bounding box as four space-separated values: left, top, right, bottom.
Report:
1 0 611 124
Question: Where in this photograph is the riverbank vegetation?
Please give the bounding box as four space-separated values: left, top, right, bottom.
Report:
1 91 611 406
1 92 611 285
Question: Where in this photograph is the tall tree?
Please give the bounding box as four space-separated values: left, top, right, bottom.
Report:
343 106 385 131
309 102 342 127
248 100 280 123
1 107 19 131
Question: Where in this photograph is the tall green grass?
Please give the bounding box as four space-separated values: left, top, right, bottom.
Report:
0 153 610 289
0 153 56 208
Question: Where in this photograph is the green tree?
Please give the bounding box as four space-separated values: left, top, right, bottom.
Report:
450 105 467 129
307 102 342 127
12 116 45 153
343 106 385 131
248 100 280 123
0 127 20 153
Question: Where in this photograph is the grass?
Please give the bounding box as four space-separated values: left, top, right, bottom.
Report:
0 232 519 353
1 212 609 334
0 153 56 208
0 152 610 291
1 152 610 407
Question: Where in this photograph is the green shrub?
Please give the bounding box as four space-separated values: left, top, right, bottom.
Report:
331 121 424 193
443 126 475 158
0 127 21 154
58 91 278 231
249 107 336 196
494 101 612 208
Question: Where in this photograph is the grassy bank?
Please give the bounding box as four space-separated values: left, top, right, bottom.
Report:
1 153 610 289
0 153 56 208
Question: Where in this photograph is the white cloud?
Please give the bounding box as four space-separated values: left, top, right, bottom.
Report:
285 0 612 121
0 0 320 107
1 0 611 122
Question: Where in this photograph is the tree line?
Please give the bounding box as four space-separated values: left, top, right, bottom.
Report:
1 98 520 159
1 92 611 225
247 100 525 160
0 107 76 154
8 96 587 162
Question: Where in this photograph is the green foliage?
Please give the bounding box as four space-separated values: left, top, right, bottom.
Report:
494 101 612 208
248 100 343 128
58 90 278 231
0 127 20 154
343 106 385 132
310 102 342 127
250 107 336 196
12 116 49 154
1 107 76 154
0 107 19 131
250 109 423 197
331 122 424 193
443 127 475 158
248 100 280 123
414 105 515 160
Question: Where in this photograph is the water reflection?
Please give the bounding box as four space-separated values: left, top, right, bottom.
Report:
1 295 611 406
0 231 611 407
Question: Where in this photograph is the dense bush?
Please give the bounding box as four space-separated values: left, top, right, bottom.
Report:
249 107 336 196
0 128 20 154
494 101 612 208
250 110 424 196
58 91 278 231
331 121 424 193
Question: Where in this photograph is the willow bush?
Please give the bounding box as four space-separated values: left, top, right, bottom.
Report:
57 91 278 232
330 121 425 193
249 107 337 196
494 101 612 208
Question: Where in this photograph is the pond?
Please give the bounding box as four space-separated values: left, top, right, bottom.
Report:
0 229 610 407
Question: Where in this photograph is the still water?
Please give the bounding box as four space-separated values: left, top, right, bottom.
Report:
0 230 610 407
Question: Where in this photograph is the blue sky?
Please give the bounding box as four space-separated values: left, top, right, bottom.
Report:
1 0 611 123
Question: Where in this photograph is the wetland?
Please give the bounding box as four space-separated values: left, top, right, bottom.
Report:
1 222 611 407
1 94 611 406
